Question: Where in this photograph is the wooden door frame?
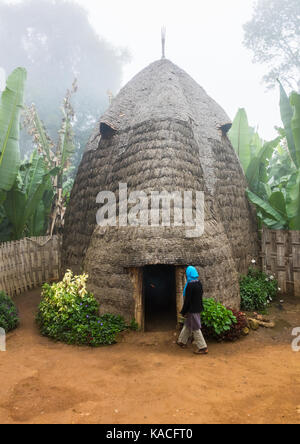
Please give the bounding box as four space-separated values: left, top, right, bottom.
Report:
129 265 186 331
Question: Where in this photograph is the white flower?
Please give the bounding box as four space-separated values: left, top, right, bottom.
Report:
269 297 272 301
267 300 270 304
251 259 256 264
278 288 281 291
265 278 269 282
270 276 274 281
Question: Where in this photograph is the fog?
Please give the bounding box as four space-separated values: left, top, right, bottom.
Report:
0 0 297 152
74 0 284 140
0 0 128 162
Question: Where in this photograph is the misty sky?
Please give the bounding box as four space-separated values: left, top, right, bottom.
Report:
73 0 282 140
1 0 283 140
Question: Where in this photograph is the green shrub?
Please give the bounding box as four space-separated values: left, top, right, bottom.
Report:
201 298 237 337
0 291 19 332
240 267 278 312
36 270 128 346
129 318 139 331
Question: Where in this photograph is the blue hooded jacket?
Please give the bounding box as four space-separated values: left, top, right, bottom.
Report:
183 266 199 298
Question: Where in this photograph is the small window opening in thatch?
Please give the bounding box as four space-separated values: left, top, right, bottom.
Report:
100 122 116 139
218 123 232 136
143 265 177 332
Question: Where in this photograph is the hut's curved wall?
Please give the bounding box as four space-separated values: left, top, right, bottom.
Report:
62 59 259 320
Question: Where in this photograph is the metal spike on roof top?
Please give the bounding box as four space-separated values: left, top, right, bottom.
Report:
161 26 166 59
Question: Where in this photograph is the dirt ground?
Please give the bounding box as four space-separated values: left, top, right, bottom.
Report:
0 288 300 424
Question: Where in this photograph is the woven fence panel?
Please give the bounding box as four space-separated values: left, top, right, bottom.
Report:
0 236 61 297
261 228 300 297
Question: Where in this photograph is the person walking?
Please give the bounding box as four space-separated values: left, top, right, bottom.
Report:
177 266 208 355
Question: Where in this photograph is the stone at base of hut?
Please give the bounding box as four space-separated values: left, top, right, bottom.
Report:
248 317 275 329
242 327 250 336
248 319 260 331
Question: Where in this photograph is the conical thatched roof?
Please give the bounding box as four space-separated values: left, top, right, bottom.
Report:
63 58 259 320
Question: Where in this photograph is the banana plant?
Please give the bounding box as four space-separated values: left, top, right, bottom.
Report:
3 150 58 239
23 80 77 235
0 67 27 192
245 88 300 230
246 137 281 197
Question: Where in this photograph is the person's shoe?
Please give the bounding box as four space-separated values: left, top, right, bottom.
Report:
194 348 208 355
176 341 187 349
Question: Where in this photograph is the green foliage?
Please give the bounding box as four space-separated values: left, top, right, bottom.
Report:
0 291 19 332
129 318 139 331
2 150 58 239
24 82 77 236
0 82 77 241
240 267 278 312
228 108 252 173
0 67 26 192
201 298 237 337
231 85 300 231
36 270 129 347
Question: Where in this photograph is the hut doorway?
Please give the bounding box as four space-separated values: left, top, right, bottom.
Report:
143 265 177 332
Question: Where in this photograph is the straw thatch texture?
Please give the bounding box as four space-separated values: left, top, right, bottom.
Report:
261 228 300 297
0 236 61 296
63 59 259 319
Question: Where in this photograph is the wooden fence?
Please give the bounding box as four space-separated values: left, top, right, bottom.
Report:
1 230 300 299
0 236 61 297
261 228 300 297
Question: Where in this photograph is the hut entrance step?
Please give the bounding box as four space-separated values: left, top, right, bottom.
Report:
143 265 177 332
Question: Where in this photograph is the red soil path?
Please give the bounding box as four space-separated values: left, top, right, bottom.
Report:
0 288 300 424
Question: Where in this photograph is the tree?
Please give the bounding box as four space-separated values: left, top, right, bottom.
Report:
243 0 300 90
0 0 129 165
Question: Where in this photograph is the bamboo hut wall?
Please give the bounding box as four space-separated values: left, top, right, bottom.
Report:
261 228 300 297
0 236 61 297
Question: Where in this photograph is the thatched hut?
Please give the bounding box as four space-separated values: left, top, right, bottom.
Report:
63 58 259 330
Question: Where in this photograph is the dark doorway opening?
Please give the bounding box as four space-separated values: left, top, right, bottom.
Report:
143 265 177 332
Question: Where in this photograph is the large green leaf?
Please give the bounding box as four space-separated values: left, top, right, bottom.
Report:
26 150 47 199
32 109 54 166
0 67 27 191
278 81 299 168
290 92 300 165
286 171 300 228
228 108 252 173
246 189 287 227
3 188 27 239
23 167 58 225
0 190 6 206
269 191 287 219
250 132 263 157
3 156 58 239
0 206 12 241
28 200 46 236
246 137 281 193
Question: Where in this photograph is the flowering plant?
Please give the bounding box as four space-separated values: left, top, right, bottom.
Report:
240 267 278 312
36 270 128 346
